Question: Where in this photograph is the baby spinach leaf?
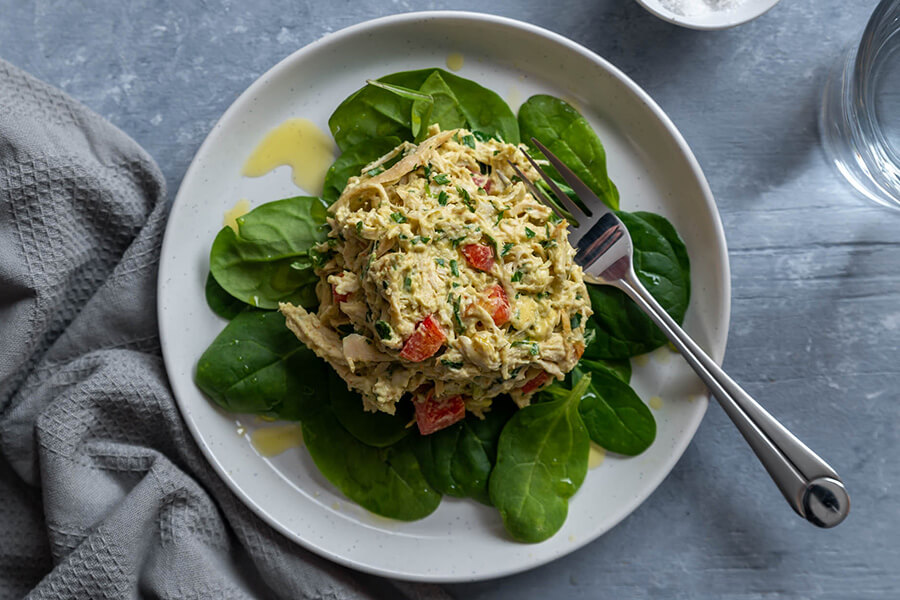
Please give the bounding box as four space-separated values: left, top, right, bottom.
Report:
322 136 402 204
573 362 656 456
582 358 632 384
328 368 411 448
489 375 591 543
328 70 434 151
410 71 467 140
583 211 690 359
518 94 619 210
632 210 691 299
424 69 519 144
195 310 327 421
302 406 441 521
329 69 519 150
205 271 248 320
209 196 327 310
413 397 516 505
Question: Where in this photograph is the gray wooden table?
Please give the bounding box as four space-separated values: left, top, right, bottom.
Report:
2 1 896 598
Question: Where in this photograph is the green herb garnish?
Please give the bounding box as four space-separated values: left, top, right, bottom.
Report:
501 242 515 256
441 359 464 369
391 212 407 224
457 186 475 212
570 313 583 329
462 134 476 149
438 190 448 206
511 270 523 282
450 259 459 277
375 320 393 339
433 173 450 185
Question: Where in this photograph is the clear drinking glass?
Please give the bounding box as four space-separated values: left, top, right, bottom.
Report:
820 0 900 210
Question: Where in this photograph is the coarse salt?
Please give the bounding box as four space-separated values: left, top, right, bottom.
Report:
658 0 745 17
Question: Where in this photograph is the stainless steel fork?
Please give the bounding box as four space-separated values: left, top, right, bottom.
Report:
509 138 850 528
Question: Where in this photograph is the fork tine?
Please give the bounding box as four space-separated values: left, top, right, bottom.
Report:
530 138 611 216
520 148 593 218
506 160 570 224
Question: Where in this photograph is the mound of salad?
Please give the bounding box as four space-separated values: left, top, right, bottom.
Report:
196 68 691 543
280 125 592 429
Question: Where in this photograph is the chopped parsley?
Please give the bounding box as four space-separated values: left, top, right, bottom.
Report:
451 236 467 248
511 270 523 283
437 190 448 206
356 221 363 233
450 259 459 277
433 173 450 185
366 165 385 177
451 295 464 333
404 275 412 291
457 186 475 212
375 320 393 339
462 134 476 149
308 248 330 268
390 212 407 224
501 242 515 256
570 313 583 329
434 258 445 267
441 359 464 369
495 211 505 225
412 236 430 244
525 227 536 238
511 341 540 356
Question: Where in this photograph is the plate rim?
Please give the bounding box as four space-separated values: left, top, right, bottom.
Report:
158 9 732 582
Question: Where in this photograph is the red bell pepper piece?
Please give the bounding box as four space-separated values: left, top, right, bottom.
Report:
415 391 466 435
522 371 551 395
460 243 494 272
399 314 446 362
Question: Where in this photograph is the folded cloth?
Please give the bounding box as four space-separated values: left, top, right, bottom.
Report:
0 58 449 600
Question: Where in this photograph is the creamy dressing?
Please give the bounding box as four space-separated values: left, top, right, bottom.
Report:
445 52 464 72
242 118 335 195
250 423 304 457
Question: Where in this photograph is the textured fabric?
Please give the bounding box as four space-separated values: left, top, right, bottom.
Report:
0 59 449 600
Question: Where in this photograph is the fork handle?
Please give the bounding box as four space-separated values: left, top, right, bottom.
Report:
615 270 850 528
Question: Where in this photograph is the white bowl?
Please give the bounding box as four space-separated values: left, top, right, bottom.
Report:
635 0 782 30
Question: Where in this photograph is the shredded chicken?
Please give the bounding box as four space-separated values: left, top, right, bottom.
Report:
280 126 591 414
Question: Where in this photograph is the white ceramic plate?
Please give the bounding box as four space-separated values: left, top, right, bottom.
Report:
158 11 730 582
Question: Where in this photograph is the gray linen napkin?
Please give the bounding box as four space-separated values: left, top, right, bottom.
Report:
0 59 450 600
